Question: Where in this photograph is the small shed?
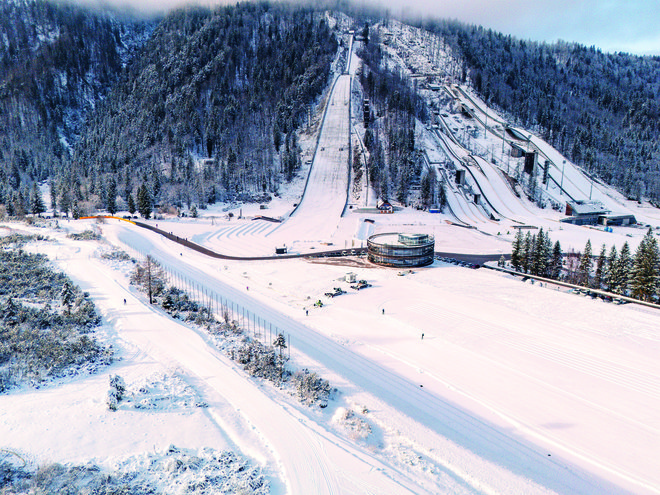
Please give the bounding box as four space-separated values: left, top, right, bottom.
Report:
377 200 393 213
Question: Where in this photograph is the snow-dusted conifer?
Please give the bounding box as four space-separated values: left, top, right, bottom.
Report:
594 244 607 289
578 239 593 287
550 240 562 280
61 280 74 314
631 228 660 301
30 183 45 216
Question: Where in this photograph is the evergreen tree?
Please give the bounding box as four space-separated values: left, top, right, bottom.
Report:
2 297 19 326
550 240 563 280
106 178 117 215
542 231 553 277
128 193 136 215
438 181 447 210
612 242 632 295
61 280 75 314
631 228 660 301
511 229 524 271
137 184 152 219
49 179 57 211
72 199 81 219
30 182 45 216
420 171 434 208
604 245 618 290
578 239 593 287
59 185 71 217
522 232 533 273
13 190 26 217
532 228 550 276
594 244 607 289
273 333 287 385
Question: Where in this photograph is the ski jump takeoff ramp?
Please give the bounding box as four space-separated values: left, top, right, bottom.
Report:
273 74 352 242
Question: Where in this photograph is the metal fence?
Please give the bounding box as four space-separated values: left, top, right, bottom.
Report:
119 237 292 356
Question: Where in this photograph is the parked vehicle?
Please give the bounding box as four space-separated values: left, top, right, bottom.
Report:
324 287 346 298
350 280 371 290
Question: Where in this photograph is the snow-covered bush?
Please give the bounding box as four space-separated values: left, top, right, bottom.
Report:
332 407 372 441
101 249 132 262
159 287 215 325
292 368 331 407
119 372 207 411
106 389 118 412
0 446 269 494
109 374 126 401
106 373 126 411
66 230 101 241
0 235 110 393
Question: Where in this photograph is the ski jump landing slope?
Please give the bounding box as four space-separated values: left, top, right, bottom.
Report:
272 75 351 243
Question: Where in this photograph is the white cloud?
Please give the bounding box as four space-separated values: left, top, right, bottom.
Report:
65 0 660 55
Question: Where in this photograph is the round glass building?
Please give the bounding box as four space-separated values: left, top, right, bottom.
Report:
367 233 435 267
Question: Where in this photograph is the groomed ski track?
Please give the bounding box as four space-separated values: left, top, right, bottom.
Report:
116 225 636 495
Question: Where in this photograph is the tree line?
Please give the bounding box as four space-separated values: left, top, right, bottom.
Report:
510 228 660 302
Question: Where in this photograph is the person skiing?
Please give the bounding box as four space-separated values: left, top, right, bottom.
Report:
123 298 126 305
382 308 385 315
421 333 424 340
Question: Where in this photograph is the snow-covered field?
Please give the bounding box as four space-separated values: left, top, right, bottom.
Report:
2 215 659 494
2 22 660 495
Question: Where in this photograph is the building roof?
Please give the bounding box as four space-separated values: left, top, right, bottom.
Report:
369 233 434 247
568 201 610 216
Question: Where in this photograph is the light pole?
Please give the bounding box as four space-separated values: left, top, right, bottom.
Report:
484 110 488 139
560 160 565 195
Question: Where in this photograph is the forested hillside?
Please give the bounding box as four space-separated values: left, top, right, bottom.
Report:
71 3 337 213
0 0 153 215
356 27 427 206
2 0 660 217
0 1 337 218
422 20 660 203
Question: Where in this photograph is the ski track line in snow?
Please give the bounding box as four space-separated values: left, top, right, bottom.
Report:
118 232 524 494
411 299 660 402
55 235 423 495
114 227 633 495
364 294 660 493
362 338 660 494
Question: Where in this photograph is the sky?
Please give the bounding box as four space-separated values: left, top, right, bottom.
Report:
75 0 660 55
379 0 660 55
